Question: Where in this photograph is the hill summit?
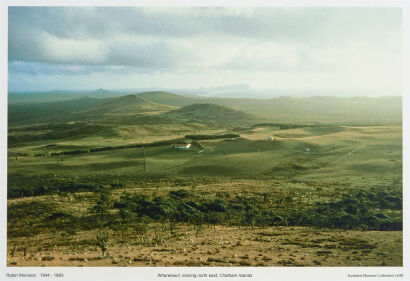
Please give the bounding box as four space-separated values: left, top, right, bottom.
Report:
165 103 255 124
137 91 198 106
84 94 176 116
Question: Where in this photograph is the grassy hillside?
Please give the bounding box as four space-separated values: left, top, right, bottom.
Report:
8 124 402 187
137 91 200 106
8 95 178 126
164 103 257 125
82 95 177 117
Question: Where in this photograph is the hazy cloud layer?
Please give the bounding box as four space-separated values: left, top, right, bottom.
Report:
8 7 402 93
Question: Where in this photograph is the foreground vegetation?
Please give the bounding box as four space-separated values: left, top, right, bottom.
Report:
7 179 402 267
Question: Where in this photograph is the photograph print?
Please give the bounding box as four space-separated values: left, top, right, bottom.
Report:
6 6 403 268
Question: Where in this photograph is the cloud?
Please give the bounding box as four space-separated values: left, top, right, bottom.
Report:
7 7 402 93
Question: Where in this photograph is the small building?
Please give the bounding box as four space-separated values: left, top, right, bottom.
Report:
171 143 191 150
305 148 310 152
267 137 274 141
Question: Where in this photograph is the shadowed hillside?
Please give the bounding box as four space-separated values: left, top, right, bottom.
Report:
164 103 257 125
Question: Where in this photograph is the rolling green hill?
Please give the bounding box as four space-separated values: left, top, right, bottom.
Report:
8 92 402 128
164 103 257 125
137 91 200 107
91 95 175 113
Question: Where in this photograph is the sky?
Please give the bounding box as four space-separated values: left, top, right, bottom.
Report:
8 7 402 95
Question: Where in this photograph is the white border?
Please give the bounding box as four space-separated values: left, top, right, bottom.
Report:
2 0 408 7
1 0 9 275
402 1 409 279
1 1 409 281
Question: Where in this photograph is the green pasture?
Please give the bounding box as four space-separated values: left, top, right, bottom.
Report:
8 124 402 190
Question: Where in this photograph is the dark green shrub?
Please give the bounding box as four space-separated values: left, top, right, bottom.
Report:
169 189 190 199
232 204 245 211
203 199 227 212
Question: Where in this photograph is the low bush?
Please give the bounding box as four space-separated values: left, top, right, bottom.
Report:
111 186 401 231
